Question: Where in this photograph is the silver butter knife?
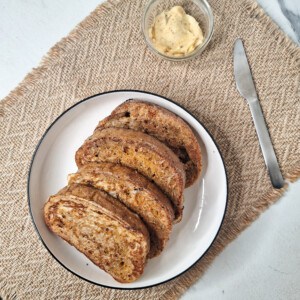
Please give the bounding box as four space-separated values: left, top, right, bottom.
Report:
233 38 284 189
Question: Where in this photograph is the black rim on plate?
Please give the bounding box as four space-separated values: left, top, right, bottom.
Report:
27 90 228 290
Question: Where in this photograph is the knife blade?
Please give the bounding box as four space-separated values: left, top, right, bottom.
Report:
233 38 284 189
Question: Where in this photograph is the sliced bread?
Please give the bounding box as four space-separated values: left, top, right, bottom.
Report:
97 99 202 187
44 183 150 283
75 127 185 221
68 162 174 257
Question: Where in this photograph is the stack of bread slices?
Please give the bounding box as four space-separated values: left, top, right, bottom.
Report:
44 99 202 283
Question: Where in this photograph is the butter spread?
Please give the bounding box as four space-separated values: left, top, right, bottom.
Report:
149 6 204 57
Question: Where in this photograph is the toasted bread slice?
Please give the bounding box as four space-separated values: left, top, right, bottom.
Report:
97 100 202 187
68 162 174 257
44 184 150 283
75 128 185 221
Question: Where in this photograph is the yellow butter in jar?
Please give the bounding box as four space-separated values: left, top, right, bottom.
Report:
149 6 204 57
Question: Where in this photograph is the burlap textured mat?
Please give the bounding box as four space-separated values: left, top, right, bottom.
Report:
0 0 299 298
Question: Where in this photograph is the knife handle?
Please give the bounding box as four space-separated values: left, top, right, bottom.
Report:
248 99 285 189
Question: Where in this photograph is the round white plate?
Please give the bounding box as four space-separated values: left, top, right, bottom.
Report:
28 90 227 289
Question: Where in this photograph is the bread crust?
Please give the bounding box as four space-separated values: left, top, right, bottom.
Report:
44 184 150 283
97 100 202 187
76 127 185 221
68 162 174 257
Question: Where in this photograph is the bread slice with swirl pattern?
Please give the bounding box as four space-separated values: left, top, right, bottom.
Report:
44 183 150 283
97 100 202 187
68 162 174 258
75 127 185 222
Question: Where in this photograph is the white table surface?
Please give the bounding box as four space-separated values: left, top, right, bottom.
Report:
1 1 299 299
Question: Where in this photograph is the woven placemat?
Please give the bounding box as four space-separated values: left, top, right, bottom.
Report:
0 0 299 299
